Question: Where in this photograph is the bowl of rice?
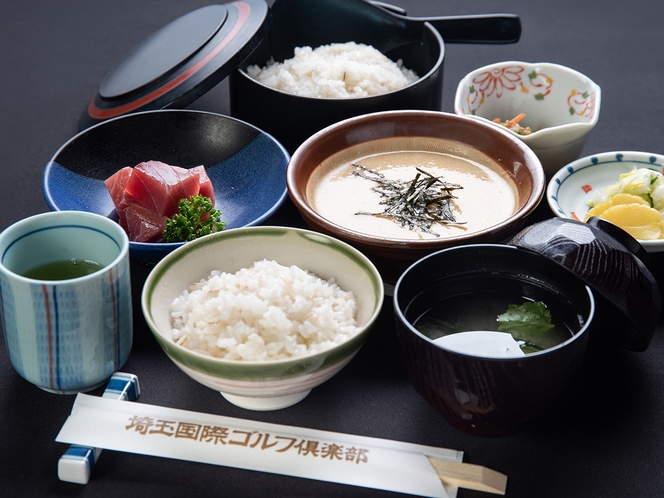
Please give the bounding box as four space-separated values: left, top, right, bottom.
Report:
141 226 384 410
228 0 444 153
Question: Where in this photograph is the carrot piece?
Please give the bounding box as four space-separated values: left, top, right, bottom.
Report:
504 113 526 128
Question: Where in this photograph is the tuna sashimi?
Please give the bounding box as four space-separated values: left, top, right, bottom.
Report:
105 166 134 212
105 160 215 242
125 161 202 218
122 204 167 243
190 165 215 205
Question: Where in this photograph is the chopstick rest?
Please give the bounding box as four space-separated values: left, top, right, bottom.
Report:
56 393 507 496
57 373 140 484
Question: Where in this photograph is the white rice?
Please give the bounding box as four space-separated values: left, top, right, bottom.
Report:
246 42 419 98
169 259 361 361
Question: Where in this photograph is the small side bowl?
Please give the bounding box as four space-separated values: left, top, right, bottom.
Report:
547 151 664 253
454 61 601 176
141 226 384 411
43 110 290 264
393 244 595 436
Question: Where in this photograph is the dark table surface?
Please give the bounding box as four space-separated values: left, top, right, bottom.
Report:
2 0 664 497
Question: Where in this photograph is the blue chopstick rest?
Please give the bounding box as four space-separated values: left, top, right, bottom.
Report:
57 373 140 484
101 372 141 401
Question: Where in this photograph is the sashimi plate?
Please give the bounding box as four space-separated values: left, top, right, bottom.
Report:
43 110 290 263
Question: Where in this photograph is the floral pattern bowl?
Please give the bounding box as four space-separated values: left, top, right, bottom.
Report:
454 61 601 176
547 150 664 253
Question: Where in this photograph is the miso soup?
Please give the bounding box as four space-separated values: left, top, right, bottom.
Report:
409 275 584 354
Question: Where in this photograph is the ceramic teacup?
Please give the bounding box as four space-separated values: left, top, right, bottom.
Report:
0 211 132 394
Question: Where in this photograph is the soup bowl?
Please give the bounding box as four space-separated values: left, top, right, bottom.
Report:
393 243 595 436
142 226 384 411
287 110 545 281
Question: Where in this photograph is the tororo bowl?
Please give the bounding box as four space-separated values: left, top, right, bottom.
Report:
287 110 545 282
141 226 384 411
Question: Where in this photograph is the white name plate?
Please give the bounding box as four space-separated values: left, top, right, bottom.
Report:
56 394 462 497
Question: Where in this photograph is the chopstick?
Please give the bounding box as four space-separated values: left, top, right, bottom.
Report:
57 372 140 484
428 458 507 495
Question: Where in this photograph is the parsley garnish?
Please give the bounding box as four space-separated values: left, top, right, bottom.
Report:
163 195 226 242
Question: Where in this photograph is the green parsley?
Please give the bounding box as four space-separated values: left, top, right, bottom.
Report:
163 195 226 242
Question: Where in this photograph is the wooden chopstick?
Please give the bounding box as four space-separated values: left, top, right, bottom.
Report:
428 458 507 495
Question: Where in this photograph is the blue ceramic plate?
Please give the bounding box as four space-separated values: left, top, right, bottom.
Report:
43 110 290 263
547 150 664 253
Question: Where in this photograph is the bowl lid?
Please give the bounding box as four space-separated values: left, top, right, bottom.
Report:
509 217 661 351
79 0 270 130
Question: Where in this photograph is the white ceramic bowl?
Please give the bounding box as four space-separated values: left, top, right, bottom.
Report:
141 226 384 410
454 61 601 176
547 151 664 253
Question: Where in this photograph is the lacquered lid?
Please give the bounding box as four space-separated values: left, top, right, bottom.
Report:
509 217 661 352
79 0 270 130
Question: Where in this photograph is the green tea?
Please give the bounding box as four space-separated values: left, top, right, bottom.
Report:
22 258 103 280
410 276 581 354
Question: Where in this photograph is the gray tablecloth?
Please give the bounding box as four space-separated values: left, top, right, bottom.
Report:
1 1 663 496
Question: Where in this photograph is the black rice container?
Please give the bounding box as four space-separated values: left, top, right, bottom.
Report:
229 0 445 153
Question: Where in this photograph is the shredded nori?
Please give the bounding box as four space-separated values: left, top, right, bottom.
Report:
352 163 465 236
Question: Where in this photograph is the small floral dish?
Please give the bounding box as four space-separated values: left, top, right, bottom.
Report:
454 61 601 176
43 110 290 264
547 151 664 253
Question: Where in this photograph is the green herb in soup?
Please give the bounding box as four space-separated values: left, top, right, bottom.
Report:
22 258 103 280
414 288 576 354
497 301 554 336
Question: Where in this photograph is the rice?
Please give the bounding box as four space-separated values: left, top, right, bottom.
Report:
246 42 419 98
169 259 361 361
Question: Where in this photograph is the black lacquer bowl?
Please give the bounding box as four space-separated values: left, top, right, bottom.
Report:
230 0 521 153
393 218 661 436
394 244 595 436
229 0 445 153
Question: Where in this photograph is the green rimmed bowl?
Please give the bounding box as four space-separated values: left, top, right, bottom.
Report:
141 226 384 410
